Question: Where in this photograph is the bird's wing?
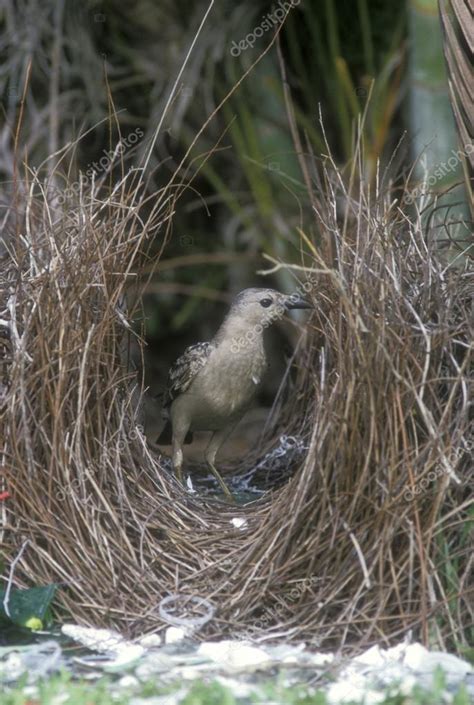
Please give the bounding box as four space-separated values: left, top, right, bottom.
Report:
163 341 214 409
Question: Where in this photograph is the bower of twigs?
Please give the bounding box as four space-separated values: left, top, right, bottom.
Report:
1 150 472 654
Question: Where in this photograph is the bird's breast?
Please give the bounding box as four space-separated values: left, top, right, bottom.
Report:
182 341 267 428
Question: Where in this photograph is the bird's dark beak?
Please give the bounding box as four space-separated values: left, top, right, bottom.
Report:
284 294 313 310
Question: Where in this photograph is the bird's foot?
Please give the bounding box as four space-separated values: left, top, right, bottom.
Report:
208 462 236 504
174 464 235 504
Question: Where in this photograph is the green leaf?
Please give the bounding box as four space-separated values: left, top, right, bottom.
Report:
0 584 58 629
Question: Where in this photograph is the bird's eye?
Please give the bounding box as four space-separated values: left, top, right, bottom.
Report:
260 298 272 308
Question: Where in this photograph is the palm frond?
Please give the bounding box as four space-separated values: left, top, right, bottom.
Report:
439 0 474 216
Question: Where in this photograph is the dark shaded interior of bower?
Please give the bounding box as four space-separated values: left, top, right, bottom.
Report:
154 429 309 503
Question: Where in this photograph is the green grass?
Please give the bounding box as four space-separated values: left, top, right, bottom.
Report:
0 670 471 705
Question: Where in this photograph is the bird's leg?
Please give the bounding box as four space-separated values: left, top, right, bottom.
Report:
205 426 237 502
172 422 190 487
174 447 183 484
208 460 234 501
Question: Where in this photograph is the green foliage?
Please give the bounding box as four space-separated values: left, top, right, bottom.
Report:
283 0 406 169
0 671 471 705
182 680 237 705
168 0 408 324
0 585 57 631
0 672 130 705
431 504 474 653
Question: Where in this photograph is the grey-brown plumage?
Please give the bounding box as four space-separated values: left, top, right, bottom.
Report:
157 287 312 500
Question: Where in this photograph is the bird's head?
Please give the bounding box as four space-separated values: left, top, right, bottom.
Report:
227 287 313 329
